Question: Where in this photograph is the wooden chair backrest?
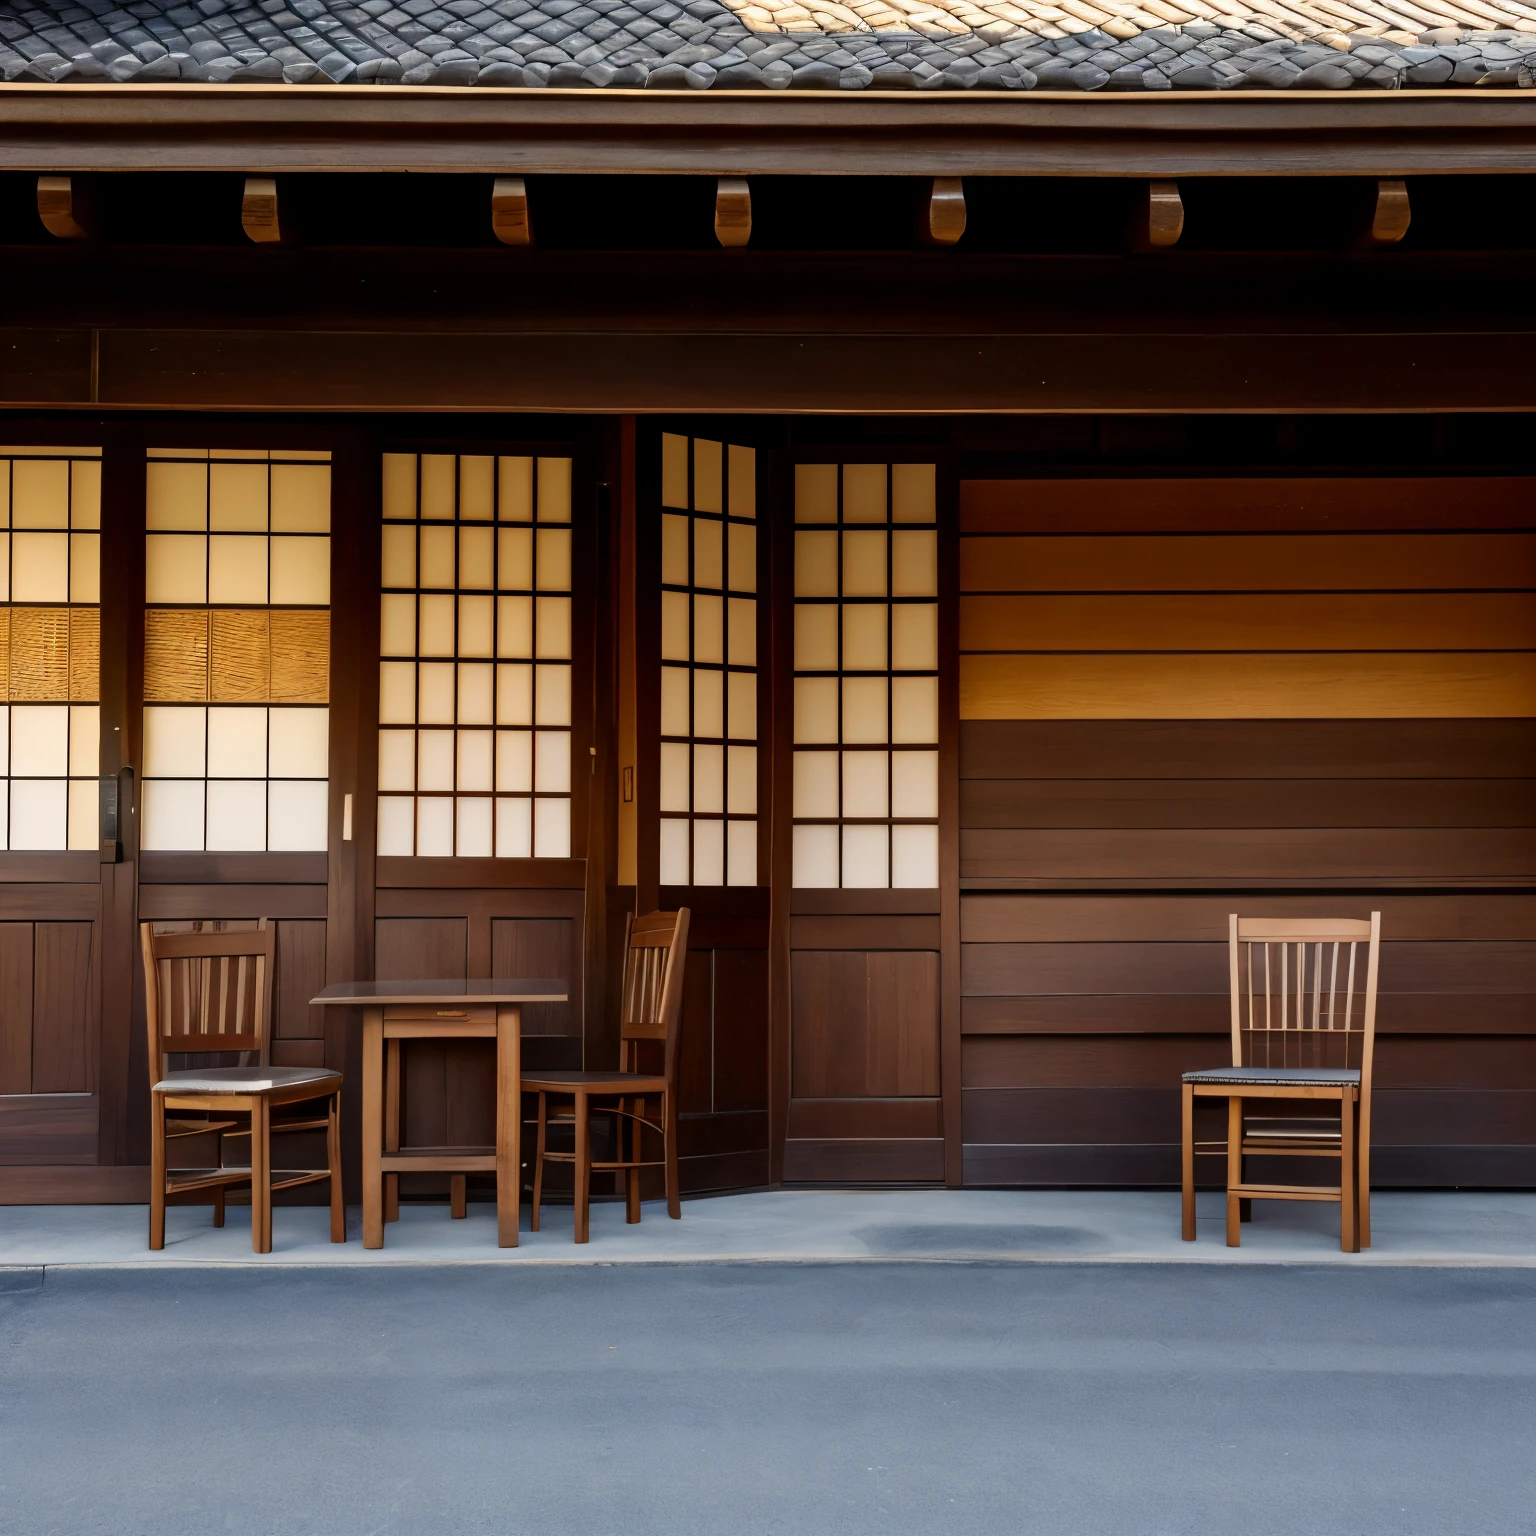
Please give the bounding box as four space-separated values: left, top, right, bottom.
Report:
618 908 691 1082
1229 913 1381 1086
140 920 275 1086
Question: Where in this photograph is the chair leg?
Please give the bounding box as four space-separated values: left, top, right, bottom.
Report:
149 1095 167 1251
530 1092 546 1233
1180 1083 1195 1241
664 1086 680 1221
1225 1095 1243 1248
1358 1100 1372 1250
328 1091 345 1244
250 1099 272 1256
384 1038 401 1225
574 1091 590 1245
451 1175 467 1220
626 1098 642 1225
1340 1089 1358 1254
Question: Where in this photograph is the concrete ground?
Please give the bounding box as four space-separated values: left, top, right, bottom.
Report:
1 1260 1533 1536
3 1188 1536 1266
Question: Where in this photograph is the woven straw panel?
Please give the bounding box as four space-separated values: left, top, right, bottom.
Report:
270 609 330 704
143 608 210 702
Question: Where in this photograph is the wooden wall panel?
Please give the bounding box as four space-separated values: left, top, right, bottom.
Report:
0 1093 98 1164
273 919 327 1040
32 922 96 1094
490 917 577 1037
0 922 33 1094
373 918 467 982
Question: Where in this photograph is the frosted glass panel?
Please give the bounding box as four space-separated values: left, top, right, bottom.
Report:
659 742 690 813
459 594 495 657
70 533 100 604
534 731 570 793
270 707 328 778
378 662 417 725
417 729 455 792
0 706 8 775
496 796 532 857
535 529 571 591
692 595 723 665
142 780 204 851
266 781 326 852
842 463 886 523
207 707 267 778
145 534 206 603
381 455 417 522
659 816 689 885
793 751 839 818
271 463 331 531
662 514 689 585
795 531 837 597
380 594 416 656
381 524 416 588
794 678 838 744
693 669 722 739
694 440 723 515
726 819 756 886
536 458 571 522
533 796 570 857
891 750 939 819
416 796 454 857
661 433 688 510
12 460 69 527
143 705 206 777
210 463 267 530
67 777 97 851
11 704 68 776
378 729 416 791
208 535 268 604
419 526 455 588
842 604 887 671
694 517 723 588
534 664 571 727
13 532 70 602
496 730 533 793
417 661 456 725
418 593 455 656
727 672 756 741
842 824 889 889
499 457 533 521
458 526 494 590
692 817 724 886
71 461 101 529
728 445 755 519
692 744 724 815
206 780 267 850
660 590 690 662
728 522 755 593
498 595 533 657
726 745 757 815
147 461 207 530
892 675 939 743
842 750 889 819
842 676 888 744
67 705 98 777
792 824 838 888
892 822 939 888
11 778 67 850
727 598 755 667
376 794 415 856
458 662 495 725
660 667 690 737
420 454 457 520
795 464 837 523
458 456 494 521
892 463 937 522
497 527 533 591
892 530 938 597
457 727 492 794
892 603 938 671
795 605 838 671
455 795 493 857
841 531 886 597
497 663 533 726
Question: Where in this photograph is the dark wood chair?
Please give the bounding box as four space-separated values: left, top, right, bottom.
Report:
1182 913 1381 1252
143 920 344 1254
522 908 690 1244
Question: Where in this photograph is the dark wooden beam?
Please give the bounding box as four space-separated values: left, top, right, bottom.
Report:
4 86 1536 177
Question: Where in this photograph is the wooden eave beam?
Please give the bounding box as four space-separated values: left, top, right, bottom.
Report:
2 88 1536 177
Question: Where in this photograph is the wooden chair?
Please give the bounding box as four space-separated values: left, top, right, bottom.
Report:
522 908 690 1244
143 920 344 1254
1182 913 1381 1253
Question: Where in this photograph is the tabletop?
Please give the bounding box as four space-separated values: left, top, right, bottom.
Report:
310 979 569 1006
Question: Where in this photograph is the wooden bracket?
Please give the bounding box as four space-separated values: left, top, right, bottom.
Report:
241 176 284 245
36 174 94 240
1359 178 1411 247
714 176 751 248
923 177 966 246
1134 179 1184 251
491 175 533 246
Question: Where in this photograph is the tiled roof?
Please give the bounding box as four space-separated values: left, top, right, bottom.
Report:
2 0 1534 88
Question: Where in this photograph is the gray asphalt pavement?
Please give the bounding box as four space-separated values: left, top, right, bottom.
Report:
1 1262 1532 1536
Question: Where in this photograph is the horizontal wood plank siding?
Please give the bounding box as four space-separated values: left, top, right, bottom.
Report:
958 477 1536 1188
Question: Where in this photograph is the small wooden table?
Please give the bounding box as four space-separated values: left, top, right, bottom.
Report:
311 980 567 1249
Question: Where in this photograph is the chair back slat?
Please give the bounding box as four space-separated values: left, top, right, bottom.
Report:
1228 913 1381 1080
618 908 691 1079
141 920 275 1085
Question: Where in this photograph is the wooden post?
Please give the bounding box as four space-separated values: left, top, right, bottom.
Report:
241 176 284 244
1134 179 1184 251
491 175 532 246
1358 178 1411 247
923 177 966 246
36 174 94 240
714 176 751 247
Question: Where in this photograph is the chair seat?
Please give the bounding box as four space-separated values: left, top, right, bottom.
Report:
1245 1115 1342 1142
153 1066 341 1095
522 1069 668 1093
1183 1066 1361 1088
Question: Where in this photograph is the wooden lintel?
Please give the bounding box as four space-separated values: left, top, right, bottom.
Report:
924 176 966 246
240 175 283 244
1361 177 1411 246
714 176 751 248
36 174 93 240
491 174 532 245
1135 178 1184 251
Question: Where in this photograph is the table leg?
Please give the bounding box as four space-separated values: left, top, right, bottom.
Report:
1340 1087 1357 1254
496 1004 520 1247
1180 1082 1195 1241
250 1096 271 1256
1225 1095 1243 1248
362 1008 384 1249
384 1037 401 1224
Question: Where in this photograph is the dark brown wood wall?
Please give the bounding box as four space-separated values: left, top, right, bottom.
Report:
958 477 1536 1187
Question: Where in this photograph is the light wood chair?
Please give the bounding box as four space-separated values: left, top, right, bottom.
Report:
143 920 344 1254
522 908 690 1244
1182 913 1381 1252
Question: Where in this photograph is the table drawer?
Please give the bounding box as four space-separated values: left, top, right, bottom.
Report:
382 1004 497 1026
